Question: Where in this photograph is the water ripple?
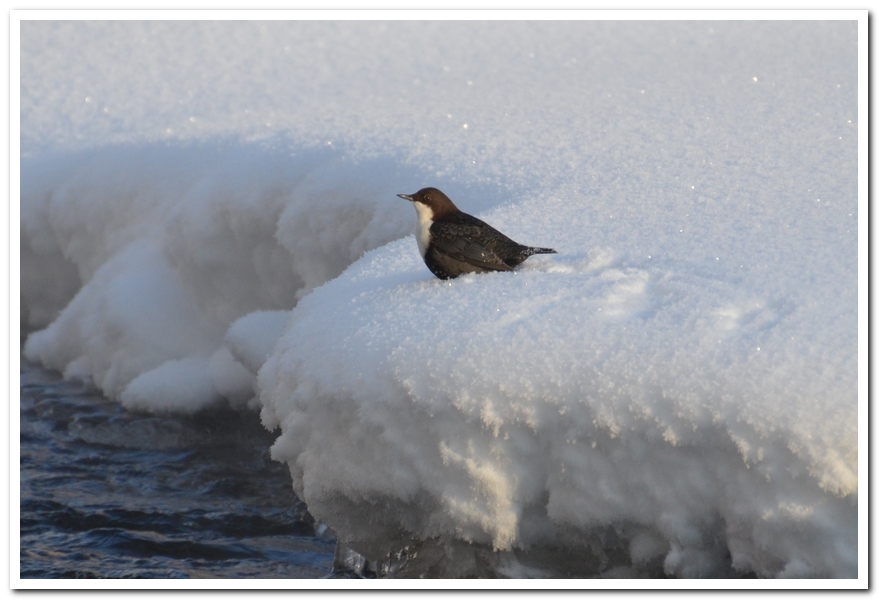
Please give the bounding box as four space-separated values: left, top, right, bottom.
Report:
19 359 335 579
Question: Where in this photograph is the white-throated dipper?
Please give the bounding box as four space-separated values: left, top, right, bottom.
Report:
397 187 557 280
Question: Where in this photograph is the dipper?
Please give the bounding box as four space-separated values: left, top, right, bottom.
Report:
397 187 556 280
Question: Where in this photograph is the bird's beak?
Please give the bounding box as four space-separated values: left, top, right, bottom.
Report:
397 193 414 201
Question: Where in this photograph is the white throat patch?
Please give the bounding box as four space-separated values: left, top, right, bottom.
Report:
412 202 434 258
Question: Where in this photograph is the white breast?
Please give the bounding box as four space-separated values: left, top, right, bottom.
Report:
412 202 434 258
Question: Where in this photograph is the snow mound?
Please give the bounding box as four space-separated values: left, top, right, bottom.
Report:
22 143 423 412
259 194 856 576
121 356 220 414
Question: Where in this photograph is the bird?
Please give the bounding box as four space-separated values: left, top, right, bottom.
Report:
397 187 557 280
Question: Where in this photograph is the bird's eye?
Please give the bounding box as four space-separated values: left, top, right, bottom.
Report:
424 195 431 202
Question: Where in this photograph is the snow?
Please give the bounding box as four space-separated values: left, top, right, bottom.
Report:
18 17 862 579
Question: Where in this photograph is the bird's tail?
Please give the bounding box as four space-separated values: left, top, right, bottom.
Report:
524 246 557 256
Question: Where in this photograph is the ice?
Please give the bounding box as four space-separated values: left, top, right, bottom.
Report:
19 19 860 578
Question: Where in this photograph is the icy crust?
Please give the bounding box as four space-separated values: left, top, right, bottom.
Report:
22 143 418 412
259 237 856 578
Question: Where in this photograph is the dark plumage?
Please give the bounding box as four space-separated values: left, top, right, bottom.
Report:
397 187 557 280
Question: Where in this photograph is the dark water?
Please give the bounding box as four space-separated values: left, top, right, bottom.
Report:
19 359 336 579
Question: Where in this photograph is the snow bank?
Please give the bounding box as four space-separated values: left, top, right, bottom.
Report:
259 192 856 578
22 143 422 410
20 18 860 578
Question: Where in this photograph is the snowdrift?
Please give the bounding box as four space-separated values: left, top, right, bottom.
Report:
258 193 856 578
22 142 423 411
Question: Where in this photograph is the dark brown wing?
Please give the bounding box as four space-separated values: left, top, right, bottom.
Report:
429 221 513 272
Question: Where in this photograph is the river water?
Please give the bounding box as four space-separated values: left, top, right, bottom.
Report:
19 358 337 579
